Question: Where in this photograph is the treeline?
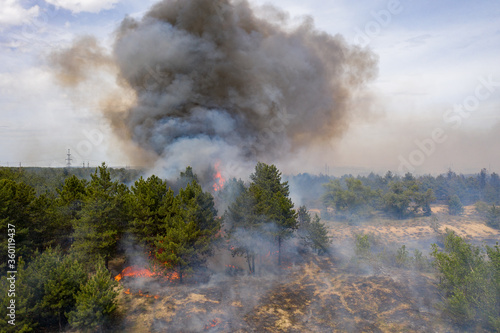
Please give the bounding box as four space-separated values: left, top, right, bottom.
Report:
0 163 329 332
0 166 141 196
318 169 500 223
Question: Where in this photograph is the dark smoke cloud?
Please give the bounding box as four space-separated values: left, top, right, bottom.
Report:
51 0 378 178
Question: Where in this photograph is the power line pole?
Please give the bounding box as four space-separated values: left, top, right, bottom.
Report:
66 149 72 167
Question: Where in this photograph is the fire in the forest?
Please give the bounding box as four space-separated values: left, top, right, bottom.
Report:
204 317 223 330
115 265 181 283
124 288 160 300
115 265 155 281
213 162 225 192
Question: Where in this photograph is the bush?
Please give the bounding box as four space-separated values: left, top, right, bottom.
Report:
355 234 371 258
396 245 410 268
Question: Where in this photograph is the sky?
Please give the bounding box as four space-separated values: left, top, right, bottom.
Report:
0 0 499 175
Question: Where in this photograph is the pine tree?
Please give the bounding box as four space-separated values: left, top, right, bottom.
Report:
307 214 331 255
174 166 199 191
0 248 88 331
71 163 129 268
297 207 331 255
41 254 87 330
153 178 219 282
128 175 173 246
67 260 119 332
249 163 297 266
383 182 412 218
155 214 203 283
0 179 35 270
486 205 500 229
322 178 376 215
57 174 88 219
448 195 464 216
296 206 312 249
431 231 496 327
225 187 261 273
215 177 246 213
226 163 297 270
0 259 34 332
178 180 219 235
30 193 70 251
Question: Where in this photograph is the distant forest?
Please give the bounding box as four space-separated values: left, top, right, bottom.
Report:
289 169 500 224
0 165 499 332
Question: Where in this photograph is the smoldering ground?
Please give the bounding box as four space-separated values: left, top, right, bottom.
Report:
49 0 378 181
113 235 451 332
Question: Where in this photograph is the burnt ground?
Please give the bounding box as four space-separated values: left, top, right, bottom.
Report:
113 251 455 333
108 205 498 332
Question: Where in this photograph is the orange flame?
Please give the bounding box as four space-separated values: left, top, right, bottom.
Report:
204 318 222 330
115 265 181 283
213 162 225 192
114 265 155 281
123 288 159 299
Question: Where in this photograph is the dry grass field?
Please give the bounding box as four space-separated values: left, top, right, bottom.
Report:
324 205 499 244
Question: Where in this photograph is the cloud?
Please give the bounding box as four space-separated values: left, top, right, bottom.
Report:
44 0 122 14
0 0 39 28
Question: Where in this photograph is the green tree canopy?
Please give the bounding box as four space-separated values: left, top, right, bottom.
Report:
322 178 378 217
68 259 119 332
431 231 499 329
383 178 436 218
152 172 219 282
297 206 331 255
71 163 129 268
128 175 173 247
448 195 464 216
226 163 297 271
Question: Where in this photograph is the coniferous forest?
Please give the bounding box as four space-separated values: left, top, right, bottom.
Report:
0 165 499 332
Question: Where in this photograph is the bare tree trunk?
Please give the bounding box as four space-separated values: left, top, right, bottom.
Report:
246 250 252 274
258 253 262 275
278 236 282 266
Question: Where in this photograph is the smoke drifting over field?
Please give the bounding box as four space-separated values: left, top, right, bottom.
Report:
50 0 377 177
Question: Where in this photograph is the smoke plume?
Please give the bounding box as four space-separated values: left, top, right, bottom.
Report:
51 0 378 178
